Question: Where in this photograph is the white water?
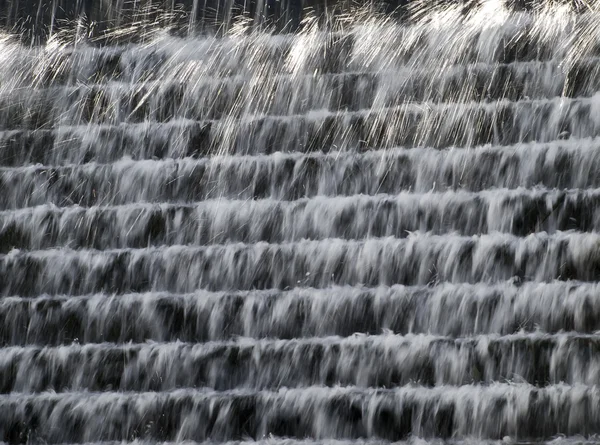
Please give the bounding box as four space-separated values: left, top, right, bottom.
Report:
1 0 600 443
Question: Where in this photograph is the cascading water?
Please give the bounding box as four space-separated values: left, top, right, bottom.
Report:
1 0 600 442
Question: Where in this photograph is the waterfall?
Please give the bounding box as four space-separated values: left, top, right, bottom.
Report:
1 0 600 442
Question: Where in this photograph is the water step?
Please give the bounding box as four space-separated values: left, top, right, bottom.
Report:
1 95 599 155
1 232 600 296
1 139 600 208
5 7 599 82
0 384 599 442
0 280 598 345
1 187 599 252
3 332 600 393
4 57 600 131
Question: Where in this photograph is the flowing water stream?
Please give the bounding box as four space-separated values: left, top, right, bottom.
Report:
1 0 600 443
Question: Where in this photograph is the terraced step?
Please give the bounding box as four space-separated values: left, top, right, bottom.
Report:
3 57 599 132
1 280 598 345
1 95 598 157
1 232 599 296
2 139 600 209
1 188 599 252
5 6 598 85
2 89 599 167
1 384 599 442
3 332 600 393
0 123 204 167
